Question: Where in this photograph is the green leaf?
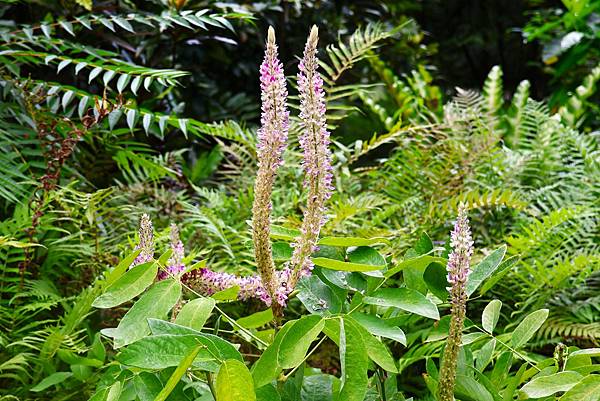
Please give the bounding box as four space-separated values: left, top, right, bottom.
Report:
559 375 600 401
142 113 152 134
153 345 203 401
479 255 519 295
107 279 181 348
112 17 134 33
351 318 397 373
466 245 506 296
385 255 446 278
105 249 141 287
88 66 103 83
59 20 75 36
423 262 449 301
252 321 294 388
520 371 583 398
351 313 406 345
363 288 440 320
178 119 188 138
133 372 162 401
454 374 494 401
277 315 324 369
270 225 300 241
256 385 280 401
338 318 368 401
347 246 386 267
211 285 240 301
318 237 390 247
108 109 123 130
296 274 343 315
482 299 502 334
476 338 496 372
272 242 292 261
236 309 273 329
31 372 72 392
313 257 383 272
92 262 157 309
131 76 142 95
126 109 138 131
216 359 256 401
174 297 215 330
117 333 240 372
511 309 549 349
103 70 116 86
117 74 130 93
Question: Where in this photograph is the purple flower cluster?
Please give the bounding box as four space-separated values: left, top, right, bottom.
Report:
446 204 474 293
157 224 187 280
183 267 292 307
252 26 290 305
133 213 154 267
438 204 474 401
288 25 334 287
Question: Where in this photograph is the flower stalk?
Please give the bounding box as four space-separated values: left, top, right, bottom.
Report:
438 204 474 401
252 26 289 309
288 25 334 289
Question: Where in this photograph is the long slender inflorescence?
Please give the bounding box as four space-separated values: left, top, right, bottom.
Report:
252 26 290 304
288 25 334 289
133 213 154 266
158 224 186 280
438 204 474 401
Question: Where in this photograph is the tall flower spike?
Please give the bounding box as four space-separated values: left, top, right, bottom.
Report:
158 224 186 280
252 26 290 306
133 213 154 266
438 204 474 401
288 25 334 289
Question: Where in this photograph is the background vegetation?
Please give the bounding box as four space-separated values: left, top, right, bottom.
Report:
0 0 598 400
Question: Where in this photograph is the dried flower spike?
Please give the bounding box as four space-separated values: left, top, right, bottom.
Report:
133 213 154 266
438 204 474 401
252 26 290 304
288 25 334 288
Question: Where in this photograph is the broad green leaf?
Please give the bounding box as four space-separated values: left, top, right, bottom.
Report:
480 255 519 294
270 225 300 241
482 299 502 334
117 74 130 93
278 315 324 369
131 76 142 95
88 66 103 83
296 274 344 315
31 372 72 392
236 309 273 329
108 279 181 348
175 297 215 330
104 249 141 287
252 321 294 387
106 381 122 401
363 288 440 320
520 371 583 398
454 374 494 401
570 348 600 357
318 237 390 247
511 309 549 348
256 385 281 401
348 317 398 373
153 345 203 401
347 246 386 267
133 372 162 401
338 318 368 401
211 285 240 301
272 242 292 261
216 359 256 401
117 333 240 372
108 109 123 131
301 375 335 401
103 70 116 86
351 313 406 345
413 232 433 255
313 257 383 272
466 245 506 296
385 255 446 278
423 262 449 301
92 262 157 308
559 375 600 401
476 338 496 371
